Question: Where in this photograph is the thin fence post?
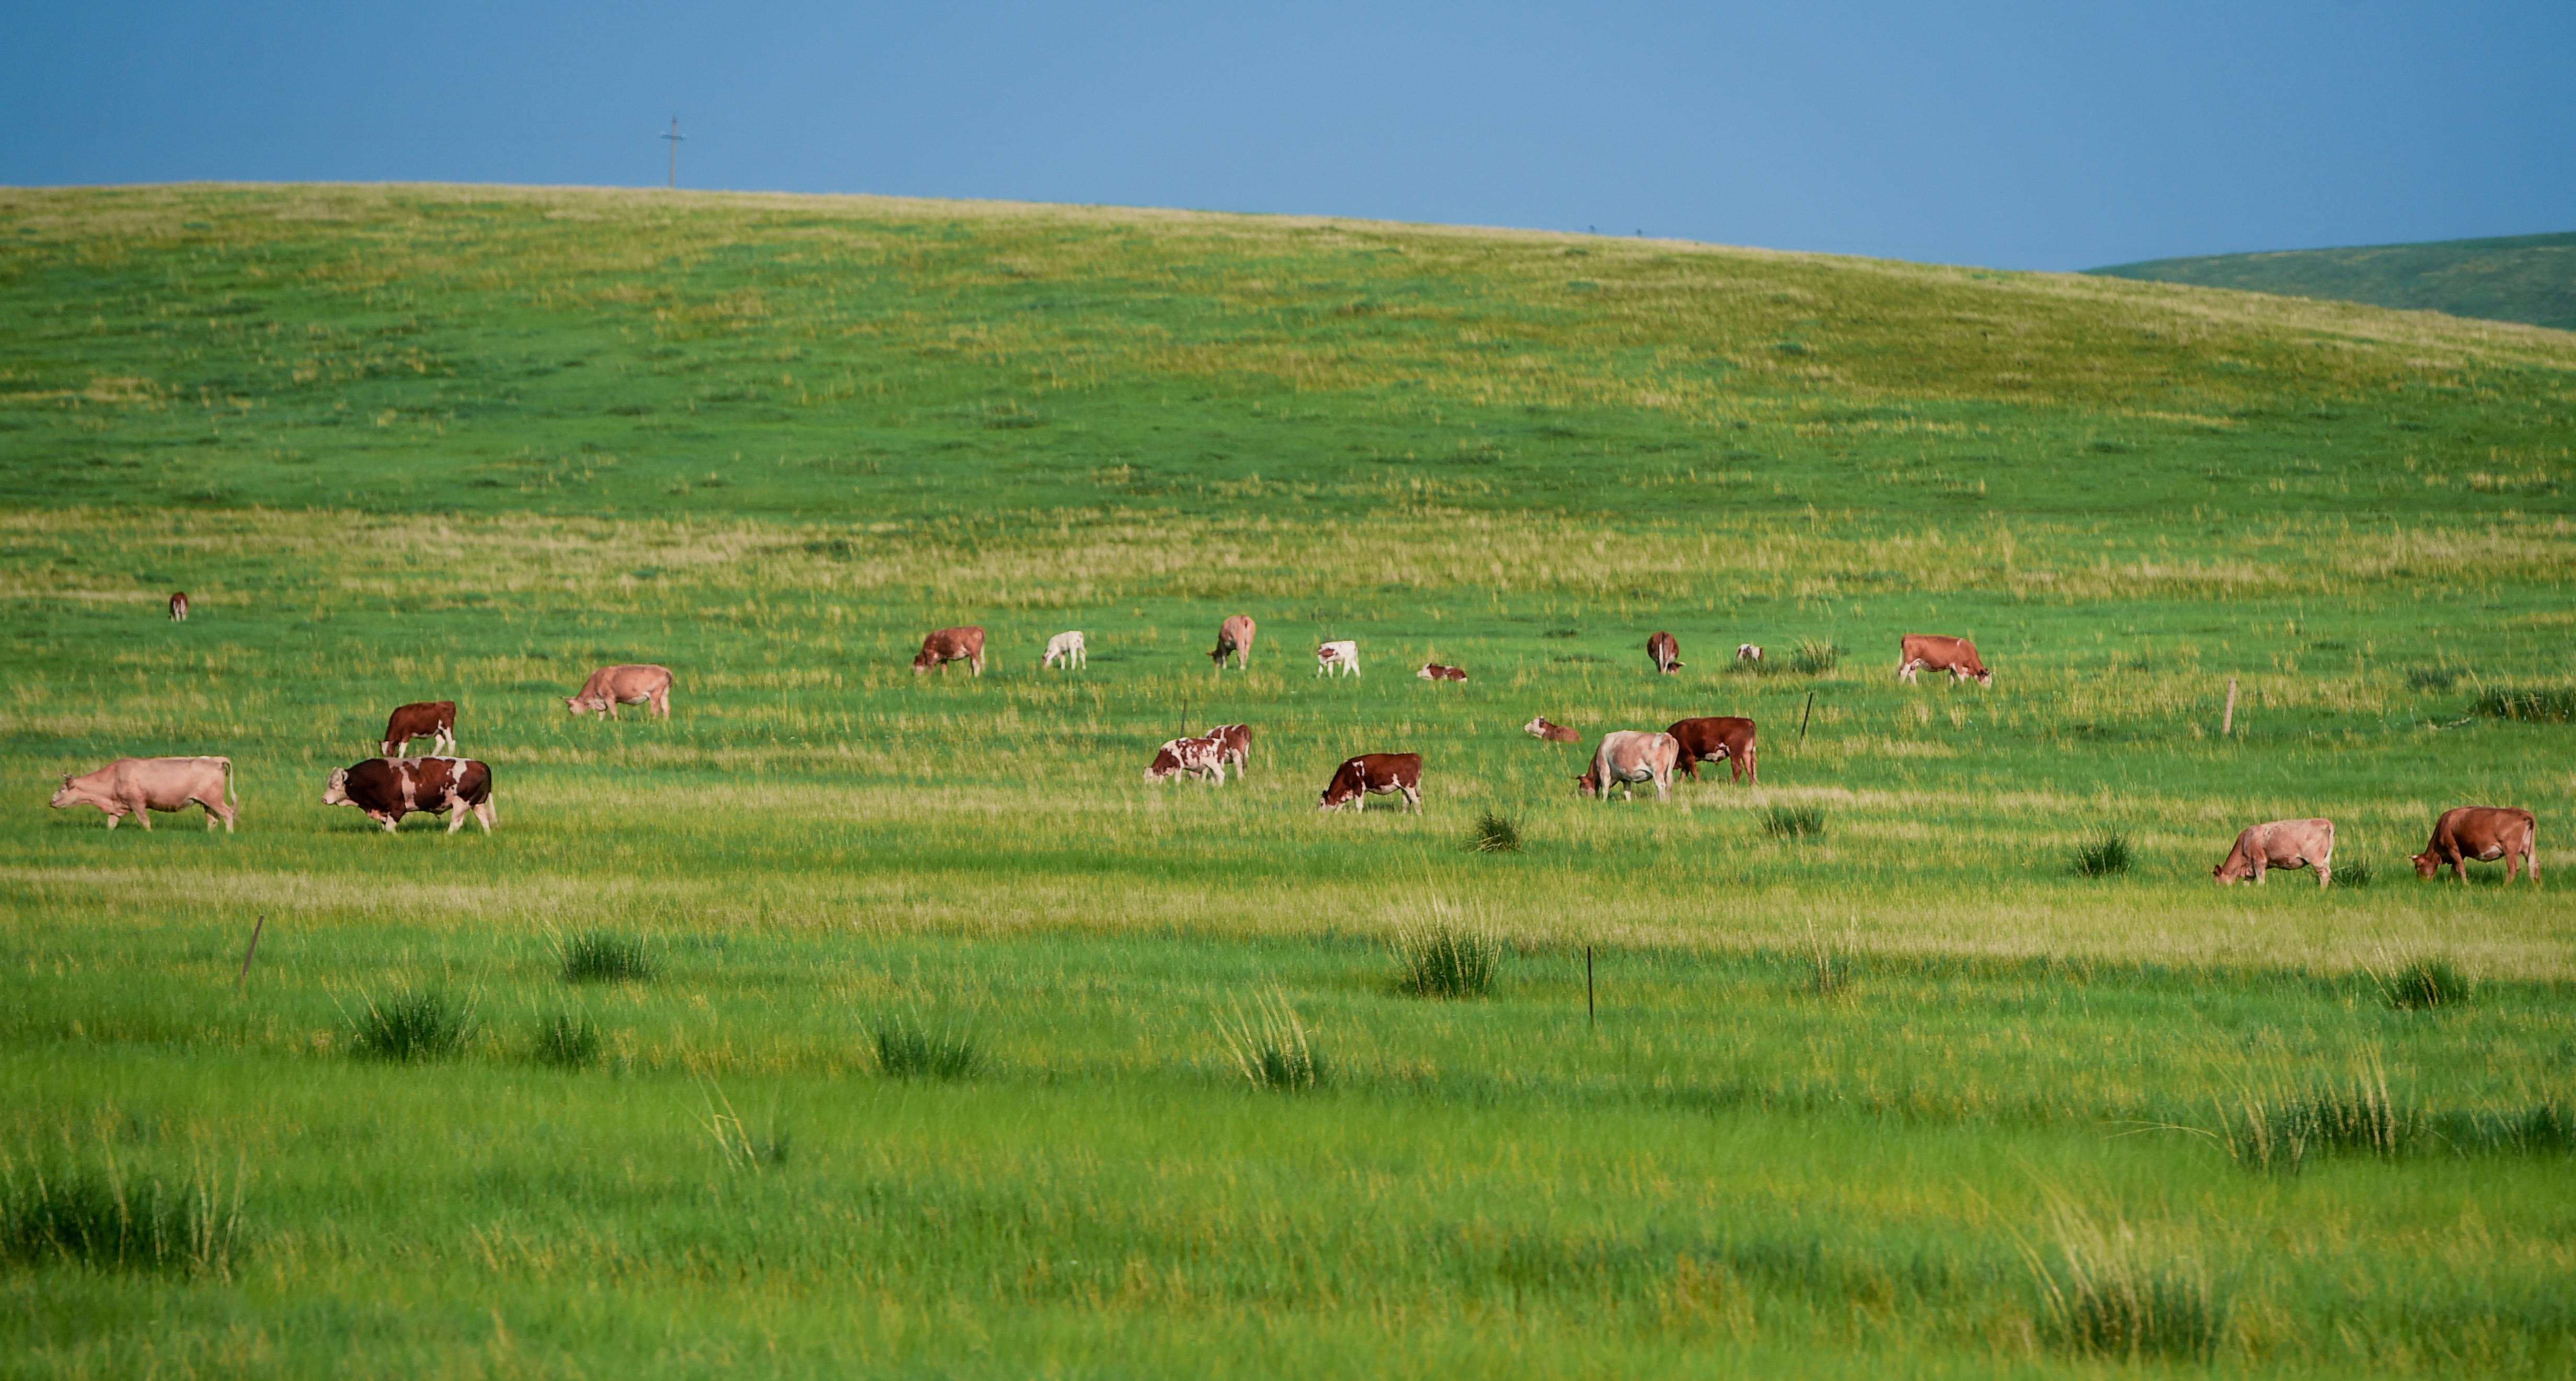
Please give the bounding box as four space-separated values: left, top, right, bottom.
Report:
235 913 266 995
1585 945 1596 1027
1798 692 1815 744
2223 677 2239 738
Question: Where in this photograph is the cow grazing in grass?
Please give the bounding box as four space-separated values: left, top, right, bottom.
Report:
1736 643 1762 663
50 756 236 832
1666 716 1758 785
1523 716 1580 744
1210 723 1251 778
911 626 986 676
1577 730 1681 801
1418 663 1467 683
381 700 457 758
1146 724 1251 784
1898 634 1991 685
566 664 674 718
1316 640 1360 677
1210 615 1256 670
1317 753 1421 812
323 756 495 834
168 592 189 622
1042 630 1087 670
2412 807 2539 884
1648 631 1683 674
2214 818 2336 888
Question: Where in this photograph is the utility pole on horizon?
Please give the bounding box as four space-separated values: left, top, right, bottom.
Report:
661 117 685 189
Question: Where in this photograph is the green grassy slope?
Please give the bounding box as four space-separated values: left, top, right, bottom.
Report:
2093 230 2576 332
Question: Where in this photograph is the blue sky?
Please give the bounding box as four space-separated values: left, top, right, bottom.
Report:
11 1 2572 269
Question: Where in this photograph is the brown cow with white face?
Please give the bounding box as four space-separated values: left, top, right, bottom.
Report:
382 700 457 757
2213 818 2336 888
1666 717 1758 785
1210 615 1257 670
1317 753 1422 812
2411 807 2538 884
912 627 986 676
323 757 496 834
1522 716 1580 744
50 756 236 832
1647 631 1683 674
1897 634 1991 686
168 592 189 622
1418 663 1467 683
1576 730 1680 800
566 664 673 718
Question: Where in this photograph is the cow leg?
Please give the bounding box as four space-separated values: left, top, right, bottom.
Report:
104 809 121 830
2315 860 2331 889
129 794 152 830
474 801 496 833
1402 786 1420 813
2250 857 2266 884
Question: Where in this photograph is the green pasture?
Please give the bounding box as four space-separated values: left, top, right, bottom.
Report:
2 184 2572 1376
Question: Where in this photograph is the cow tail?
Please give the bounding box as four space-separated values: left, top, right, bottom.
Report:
219 756 236 807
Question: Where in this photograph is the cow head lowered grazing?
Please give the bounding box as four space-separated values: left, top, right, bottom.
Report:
2212 818 2336 888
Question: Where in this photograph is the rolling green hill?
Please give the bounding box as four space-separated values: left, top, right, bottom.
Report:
2093 229 2576 332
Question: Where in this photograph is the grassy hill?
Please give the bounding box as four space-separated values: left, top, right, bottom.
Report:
2093 229 2576 332
3 183 2574 1378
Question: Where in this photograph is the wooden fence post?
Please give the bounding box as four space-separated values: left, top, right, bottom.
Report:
2223 677 2239 738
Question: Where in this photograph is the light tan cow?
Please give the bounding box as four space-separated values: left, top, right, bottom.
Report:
1576 731 1681 801
2213 818 2336 888
50 756 237 832
566 664 674 718
1210 615 1257 670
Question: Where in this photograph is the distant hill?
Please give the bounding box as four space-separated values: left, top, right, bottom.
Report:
2092 231 2576 332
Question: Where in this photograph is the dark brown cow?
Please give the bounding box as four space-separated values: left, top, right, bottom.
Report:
1317 753 1422 813
2411 807 2539 884
1418 663 1467 683
1897 634 1991 686
1522 715 1580 744
322 756 496 834
1647 631 1683 675
1666 716 1758 784
168 592 189 622
1210 615 1257 670
381 700 458 758
912 626 986 676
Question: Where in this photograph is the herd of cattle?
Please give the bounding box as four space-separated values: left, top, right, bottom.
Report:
43 606 2544 885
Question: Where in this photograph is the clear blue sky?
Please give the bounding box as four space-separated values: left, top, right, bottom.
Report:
12 0 2572 270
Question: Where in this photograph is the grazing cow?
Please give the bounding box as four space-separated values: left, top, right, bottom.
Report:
2411 807 2539 884
323 756 496 835
1648 631 1683 674
1897 634 1991 686
1317 752 1423 812
566 664 674 718
1576 730 1681 801
1666 716 1759 785
2213 818 2336 889
50 756 236 832
1042 630 1087 670
1210 723 1252 779
168 592 189 622
381 700 457 758
1316 640 1361 677
1736 643 1762 663
1146 733 1227 784
1522 715 1580 744
911 627 986 676
1210 615 1257 670
1418 663 1468 683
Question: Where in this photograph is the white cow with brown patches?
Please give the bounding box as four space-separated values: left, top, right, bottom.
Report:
1316 640 1360 677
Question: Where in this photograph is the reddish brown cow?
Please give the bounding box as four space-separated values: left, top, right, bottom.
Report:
1666 716 1758 785
322 756 496 834
566 664 674 718
50 756 236 832
1897 634 1991 686
2411 807 2539 884
1418 663 1467 683
1317 753 1422 812
912 626 986 676
1210 615 1257 670
1522 715 1580 744
2213 818 2336 888
381 700 457 758
1647 631 1684 674
168 592 189 622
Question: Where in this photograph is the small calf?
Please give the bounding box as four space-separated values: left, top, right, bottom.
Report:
1736 643 1762 662
1418 663 1467 683
1042 630 1087 670
1316 640 1360 677
168 592 190 622
1522 715 1580 744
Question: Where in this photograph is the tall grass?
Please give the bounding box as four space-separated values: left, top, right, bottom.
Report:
873 1014 984 1080
533 1011 602 1068
2024 1207 2228 1363
1789 639 1843 676
2473 686 2576 722
1 1155 246 1276
349 988 475 1062
1468 810 1522 854
1762 805 1825 841
2380 958 2474 1011
1394 923 1503 999
1216 989 1324 1092
559 931 657 984
2071 833 2132 878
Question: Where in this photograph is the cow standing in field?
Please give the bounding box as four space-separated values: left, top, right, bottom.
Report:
1146 724 1251 784
1736 643 1762 663
1210 615 1257 671
1523 716 1580 744
1316 640 1360 677
2411 807 2539 884
1648 631 1684 675
566 664 674 718
1317 753 1422 812
1418 663 1467 683
381 700 458 758
1897 634 1991 686
1042 630 1087 670
2213 818 2336 888
323 757 496 834
1576 730 1681 801
1210 723 1252 779
1666 716 1758 785
168 592 189 622
912 627 986 676
50 756 236 832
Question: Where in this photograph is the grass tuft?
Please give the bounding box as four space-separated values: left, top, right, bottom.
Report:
2382 958 2473 1011
1217 989 1324 1092
1394 923 1503 999
2335 858 2373 888
2472 686 2576 722
1761 805 1826 841
559 931 657 984
2026 1209 2227 1363
873 1014 984 1080
2218 1065 2421 1173
1 1156 246 1275
2071 833 2132 878
350 988 474 1062
1789 639 1843 676
533 1012 601 1068
700 1085 791 1172
2406 665 2460 693
1468 810 1523 854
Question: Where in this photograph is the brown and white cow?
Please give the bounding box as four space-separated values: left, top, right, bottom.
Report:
1897 634 1991 686
1317 752 1422 812
2411 807 2539 884
2213 818 2336 888
1418 663 1467 683
1210 723 1252 778
382 700 458 758
168 591 189 622
1522 715 1580 744
1576 730 1680 801
566 664 674 718
1316 640 1360 677
1647 631 1683 675
1736 643 1762 663
323 756 496 834
1210 615 1257 670
1042 630 1087 670
911 627 986 676
1666 716 1758 785
50 756 236 832
1146 724 1252 784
